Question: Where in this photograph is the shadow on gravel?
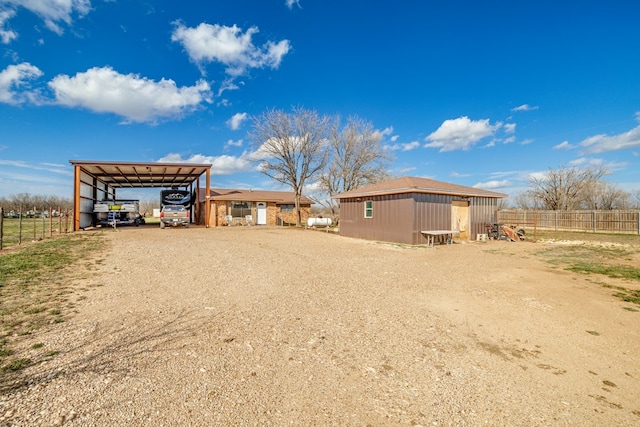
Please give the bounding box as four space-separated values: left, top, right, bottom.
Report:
0 307 228 395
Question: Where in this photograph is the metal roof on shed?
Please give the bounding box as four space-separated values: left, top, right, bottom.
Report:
69 160 211 188
332 176 507 199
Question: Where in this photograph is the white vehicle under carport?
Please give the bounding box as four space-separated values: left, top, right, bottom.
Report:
159 205 190 228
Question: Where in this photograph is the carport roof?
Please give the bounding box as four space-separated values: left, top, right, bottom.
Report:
69 160 211 188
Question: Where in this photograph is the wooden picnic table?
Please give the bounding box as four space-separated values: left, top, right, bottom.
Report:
421 230 459 247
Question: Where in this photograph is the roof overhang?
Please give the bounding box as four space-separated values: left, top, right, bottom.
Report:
332 186 507 199
69 160 212 188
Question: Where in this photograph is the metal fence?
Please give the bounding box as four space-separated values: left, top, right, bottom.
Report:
498 209 640 235
0 207 74 250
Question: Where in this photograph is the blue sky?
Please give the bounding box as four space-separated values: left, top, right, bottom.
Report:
1 0 639 203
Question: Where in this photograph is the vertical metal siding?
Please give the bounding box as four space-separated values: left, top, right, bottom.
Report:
469 197 498 239
412 193 452 245
339 194 414 244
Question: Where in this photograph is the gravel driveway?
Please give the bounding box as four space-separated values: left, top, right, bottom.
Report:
2 226 639 426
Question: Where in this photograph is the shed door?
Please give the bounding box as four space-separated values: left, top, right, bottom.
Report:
256 202 267 225
451 200 469 240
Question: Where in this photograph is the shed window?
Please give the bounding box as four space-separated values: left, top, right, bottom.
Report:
279 204 294 212
364 200 373 218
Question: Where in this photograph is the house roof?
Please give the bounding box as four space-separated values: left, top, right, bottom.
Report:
332 176 507 199
200 188 314 205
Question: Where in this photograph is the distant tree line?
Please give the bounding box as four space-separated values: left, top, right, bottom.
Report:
510 165 640 210
0 193 73 215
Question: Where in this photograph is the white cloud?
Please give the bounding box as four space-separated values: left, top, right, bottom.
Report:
224 139 243 150
503 123 516 134
1 0 91 35
0 62 43 104
0 158 72 175
553 141 574 150
473 180 510 190
171 22 291 77
520 138 534 145
227 112 248 130
387 140 420 151
372 126 394 141
511 104 539 112
569 157 627 171
424 116 499 152
48 66 212 123
157 152 256 175
579 125 640 154
449 171 470 178
503 136 516 144
0 9 18 43
285 0 301 9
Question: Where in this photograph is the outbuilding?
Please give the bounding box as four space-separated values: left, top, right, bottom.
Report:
332 176 506 245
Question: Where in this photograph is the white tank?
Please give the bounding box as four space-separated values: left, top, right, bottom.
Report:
307 217 332 227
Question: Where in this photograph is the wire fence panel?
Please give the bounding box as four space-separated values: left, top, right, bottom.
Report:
0 207 74 250
498 209 640 234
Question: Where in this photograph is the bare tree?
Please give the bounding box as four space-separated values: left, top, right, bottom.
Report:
580 181 630 210
497 198 511 210
512 192 542 210
318 116 393 218
139 199 159 217
250 107 331 226
631 189 640 209
527 165 608 210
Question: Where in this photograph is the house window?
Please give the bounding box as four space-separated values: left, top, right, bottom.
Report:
231 201 252 218
280 204 294 212
364 200 373 218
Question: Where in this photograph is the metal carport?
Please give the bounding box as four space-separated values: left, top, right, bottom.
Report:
70 160 212 231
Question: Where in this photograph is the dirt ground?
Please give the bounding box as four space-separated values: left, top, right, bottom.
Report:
1 226 639 426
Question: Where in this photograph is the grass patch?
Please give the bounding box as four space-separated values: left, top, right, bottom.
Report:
2 358 31 372
612 290 640 305
0 232 106 376
0 348 14 357
533 233 640 307
566 262 640 281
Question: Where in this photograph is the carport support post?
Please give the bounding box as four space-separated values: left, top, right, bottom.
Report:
73 165 81 232
205 168 211 227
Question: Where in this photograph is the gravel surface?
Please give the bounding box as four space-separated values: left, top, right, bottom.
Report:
1 226 639 426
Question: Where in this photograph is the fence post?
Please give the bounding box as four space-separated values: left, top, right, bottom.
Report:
555 211 558 231
18 206 23 245
637 211 639 235
0 207 3 250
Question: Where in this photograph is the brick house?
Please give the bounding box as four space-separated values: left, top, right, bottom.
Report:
198 188 313 226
